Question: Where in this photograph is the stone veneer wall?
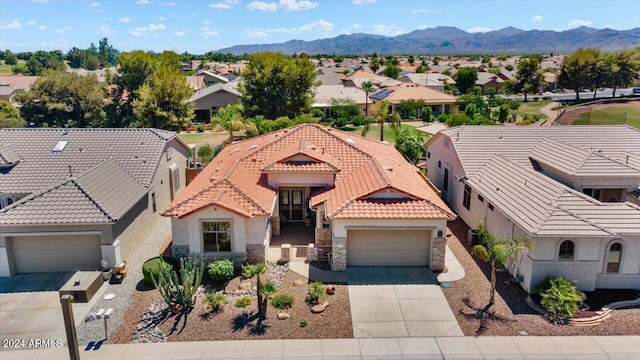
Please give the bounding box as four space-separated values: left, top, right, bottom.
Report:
431 237 446 272
271 216 280 236
246 244 266 263
331 237 347 271
315 228 332 246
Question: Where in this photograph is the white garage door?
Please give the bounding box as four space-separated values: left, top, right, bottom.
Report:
12 235 102 273
347 229 431 266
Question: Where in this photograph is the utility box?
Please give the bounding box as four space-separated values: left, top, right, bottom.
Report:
468 229 479 246
59 271 103 303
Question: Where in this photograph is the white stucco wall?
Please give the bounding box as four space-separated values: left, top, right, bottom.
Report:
426 135 467 220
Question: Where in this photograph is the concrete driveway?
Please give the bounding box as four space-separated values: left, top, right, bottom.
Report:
0 273 106 350
347 267 463 338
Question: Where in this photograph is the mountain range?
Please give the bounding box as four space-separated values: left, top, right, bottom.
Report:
217 26 640 55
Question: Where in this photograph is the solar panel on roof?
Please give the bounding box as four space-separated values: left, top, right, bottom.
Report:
370 88 393 100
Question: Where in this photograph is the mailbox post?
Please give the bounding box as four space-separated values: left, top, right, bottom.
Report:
60 294 80 360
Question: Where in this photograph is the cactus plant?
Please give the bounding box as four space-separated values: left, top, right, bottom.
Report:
151 252 204 312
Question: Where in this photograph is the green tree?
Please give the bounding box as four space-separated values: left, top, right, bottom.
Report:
362 81 373 116
241 52 316 119
415 65 426 73
395 129 425 164
408 55 415 66
362 99 388 140
516 57 543 102
330 98 360 120
66 47 86 69
132 61 195 130
242 263 277 319
454 67 478 94
382 64 401 79
211 103 257 139
12 63 29 75
420 105 433 123
539 277 585 320
0 100 25 128
558 48 599 101
471 226 533 315
4 50 17 66
370 56 380 73
109 50 155 126
14 70 106 128
609 47 640 98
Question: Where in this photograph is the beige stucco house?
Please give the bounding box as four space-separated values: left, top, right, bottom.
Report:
0 128 190 276
188 81 242 123
368 83 459 118
163 124 455 271
426 126 640 291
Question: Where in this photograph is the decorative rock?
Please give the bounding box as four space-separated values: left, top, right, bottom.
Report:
239 281 252 290
326 285 335 295
293 279 306 286
277 312 290 320
311 300 329 313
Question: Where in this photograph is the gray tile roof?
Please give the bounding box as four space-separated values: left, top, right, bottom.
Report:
0 128 177 194
187 81 241 103
437 125 640 176
530 137 640 177
0 144 20 168
0 159 147 225
468 155 640 237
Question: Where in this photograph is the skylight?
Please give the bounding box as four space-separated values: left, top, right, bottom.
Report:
53 141 69 152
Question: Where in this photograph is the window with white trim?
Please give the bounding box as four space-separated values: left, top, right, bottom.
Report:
203 221 231 252
558 240 574 260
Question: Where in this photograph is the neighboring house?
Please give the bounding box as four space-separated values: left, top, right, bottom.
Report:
315 67 344 86
475 72 503 94
0 75 39 92
188 81 242 123
343 68 402 89
543 72 558 92
162 123 456 271
312 84 367 117
67 68 112 83
186 74 207 91
426 126 640 292
368 83 459 117
197 70 236 86
0 128 191 276
0 83 16 102
399 73 456 92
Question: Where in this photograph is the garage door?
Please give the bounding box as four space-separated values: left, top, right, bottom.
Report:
347 229 431 266
11 235 102 273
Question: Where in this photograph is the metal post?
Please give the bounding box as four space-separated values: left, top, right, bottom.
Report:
60 294 80 360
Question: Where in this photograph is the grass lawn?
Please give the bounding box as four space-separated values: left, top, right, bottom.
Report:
336 123 426 144
178 131 228 146
573 104 640 128
0 60 25 75
517 99 551 118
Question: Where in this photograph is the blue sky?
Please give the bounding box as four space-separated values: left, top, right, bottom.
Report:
1 0 639 54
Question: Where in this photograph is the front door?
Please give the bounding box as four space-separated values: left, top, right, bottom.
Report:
279 189 304 222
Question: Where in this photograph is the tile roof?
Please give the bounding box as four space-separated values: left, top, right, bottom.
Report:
0 75 39 90
187 81 241 103
379 83 457 104
163 124 455 221
0 159 147 225
0 144 20 168
467 155 640 237
0 128 180 194
313 85 367 106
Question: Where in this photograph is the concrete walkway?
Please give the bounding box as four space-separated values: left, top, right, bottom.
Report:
436 245 465 283
347 267 463 339
5 335 640 359
538 101 562 125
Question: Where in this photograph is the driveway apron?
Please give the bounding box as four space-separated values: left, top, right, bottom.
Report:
347 266 463 338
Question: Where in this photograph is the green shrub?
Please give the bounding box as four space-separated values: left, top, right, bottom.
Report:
539 277 585 319
306 281 326 305
272 293 295 309
351 116 365 126
142 256 179 285
196 124 205 133
235 296 251 308
207 259 234 283
203 292 227 311
333 117 347 127
299 320 308 327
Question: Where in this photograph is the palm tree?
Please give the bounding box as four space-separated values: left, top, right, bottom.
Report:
360 100 401 142
242 263 276 319
471 226 534 313
211 103 257 140
362 81 373 116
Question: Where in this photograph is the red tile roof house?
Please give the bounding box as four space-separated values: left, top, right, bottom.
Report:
162 123 456 271
0 128 190 276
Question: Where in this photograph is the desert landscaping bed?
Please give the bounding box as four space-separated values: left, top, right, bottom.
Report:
109 264 352 343
442 219 640 336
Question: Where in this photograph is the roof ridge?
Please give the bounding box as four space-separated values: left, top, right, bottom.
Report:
70 178 117 222
556 205 616 236
222 178 269 215
0 178 74 214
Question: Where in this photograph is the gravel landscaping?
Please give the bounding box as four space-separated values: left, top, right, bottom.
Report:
442 218 640 336
108 262 353 343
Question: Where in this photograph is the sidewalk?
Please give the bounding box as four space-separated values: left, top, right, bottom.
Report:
5 335 640 359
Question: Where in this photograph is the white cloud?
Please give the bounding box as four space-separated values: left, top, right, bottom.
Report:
412 8 428 14
209 0 239 9
202 20 211 24
246 28 268 38
531 15 543 22
95 25 115 36
37 24 47 30
352 0 376 4
247 1 277 11
136 0 150 4
468 26 491 33
157 17 165 21
0 19 23 30
28 0 49 3
268 19 333 34
279 0 318 11
351 23 361 30
84 2 100 7
54 26 71 34
25 20 37 26
372 23 403 36
417 24 429 30
175 31 186 36
201 26 219 37
340 23 361 34
162 1 176 5
129 23 166 36
568 19 592 27
603 23 614 29
118 17 130 23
